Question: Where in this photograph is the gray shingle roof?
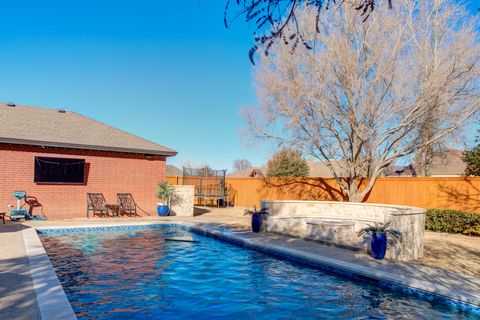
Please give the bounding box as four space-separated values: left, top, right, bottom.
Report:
428 149 466 176
166 164 182 176
307 159 346 178
0 103 177 156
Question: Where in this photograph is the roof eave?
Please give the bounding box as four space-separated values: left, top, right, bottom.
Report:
0 138 178 157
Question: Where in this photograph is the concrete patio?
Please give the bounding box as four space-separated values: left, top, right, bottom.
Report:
0 207 479 319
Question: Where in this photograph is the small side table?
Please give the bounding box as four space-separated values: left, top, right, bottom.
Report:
106 205 120 217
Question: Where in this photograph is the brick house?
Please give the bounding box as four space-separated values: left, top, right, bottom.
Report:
0 103 177 219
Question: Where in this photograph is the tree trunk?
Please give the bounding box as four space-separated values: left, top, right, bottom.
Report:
347 182 363 202
347 176 378 203
348 191 364 202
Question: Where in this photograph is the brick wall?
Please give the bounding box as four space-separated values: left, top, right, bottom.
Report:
0 144 167 219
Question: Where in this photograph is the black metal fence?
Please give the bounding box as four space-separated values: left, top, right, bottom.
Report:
182 167 227 198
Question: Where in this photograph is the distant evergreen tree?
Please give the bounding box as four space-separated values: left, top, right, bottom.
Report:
463 134 480 176
266 149 309 178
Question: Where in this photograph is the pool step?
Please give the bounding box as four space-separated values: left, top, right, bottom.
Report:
165 237 199 243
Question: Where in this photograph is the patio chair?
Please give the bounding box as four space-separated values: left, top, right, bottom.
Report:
117 193 138 217
87 193 110 218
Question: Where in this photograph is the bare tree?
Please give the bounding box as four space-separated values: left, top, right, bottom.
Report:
246 0 479 201
225 0 395 63
233 159 253 172
413 142 445 176
181 160 211 170
408 0 477 177
181 160 196 170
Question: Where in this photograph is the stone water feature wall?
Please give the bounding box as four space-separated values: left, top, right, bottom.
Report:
170 185 194 217
261 200 425 261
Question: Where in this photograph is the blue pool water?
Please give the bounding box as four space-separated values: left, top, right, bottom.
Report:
39 225 474 319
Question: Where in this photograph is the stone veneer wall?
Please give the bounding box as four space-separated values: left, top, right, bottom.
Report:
170 185 194 217
260 200 425 261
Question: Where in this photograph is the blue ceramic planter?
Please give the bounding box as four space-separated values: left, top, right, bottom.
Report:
251 213 262 233
371 233 387 259
157 205 170 216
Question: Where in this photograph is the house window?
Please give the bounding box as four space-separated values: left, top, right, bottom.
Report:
34 157 86 184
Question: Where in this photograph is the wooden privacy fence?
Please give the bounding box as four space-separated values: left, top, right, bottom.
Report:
166 176 480 212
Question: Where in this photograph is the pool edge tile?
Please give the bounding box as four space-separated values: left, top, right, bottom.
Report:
186 223 480 313
33 221 480 316
23 227 77 320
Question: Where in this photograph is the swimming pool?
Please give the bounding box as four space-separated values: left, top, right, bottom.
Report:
38 224 474 319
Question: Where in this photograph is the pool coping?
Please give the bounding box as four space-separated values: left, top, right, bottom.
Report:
184 223 480 312
26 221 480 318
23 227 77 320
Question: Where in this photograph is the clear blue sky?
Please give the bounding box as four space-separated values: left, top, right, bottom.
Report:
0 0 269 171
0 1 478 171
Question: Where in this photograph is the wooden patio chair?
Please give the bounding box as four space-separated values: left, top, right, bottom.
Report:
86 193 110 218
117 193 138 217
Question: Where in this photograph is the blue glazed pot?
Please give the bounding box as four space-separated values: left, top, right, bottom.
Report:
371 233 387 259
157 205 170 216
251 213 262 233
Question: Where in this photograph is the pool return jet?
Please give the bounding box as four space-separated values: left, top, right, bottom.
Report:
9 191 47 221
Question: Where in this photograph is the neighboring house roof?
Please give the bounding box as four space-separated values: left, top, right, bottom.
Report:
307 159 347 178
429 149 466 176
166 164 182 176
0 103 177 156
302 151 466 178
228 167 265 178
384 149 466 177
308 160 334 178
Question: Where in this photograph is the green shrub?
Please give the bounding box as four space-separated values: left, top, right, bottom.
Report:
462 133 480 176
425 209 480 236
463 225 480 237
156 182 176 206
